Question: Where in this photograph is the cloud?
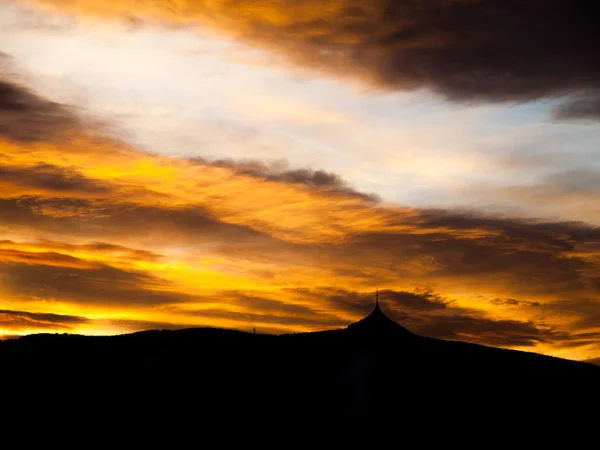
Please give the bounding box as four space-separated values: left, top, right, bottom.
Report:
305 287 449 315
289 287 571 347
0 248 98 269
0 196 280 252
0 163 114 195
553 93 600 122
194 158 380 202
183 307 348 330
316 218 600 298
25 0 600 116
0 78 81 142
490 298 541 308
0 239 163 262
545 299 600 329
412 314 567 347
417 209 600 244
0 260 196 307
383 288 449 311
469 169 600 225
49 241 162 261
0 308 89 330
0 80 598 357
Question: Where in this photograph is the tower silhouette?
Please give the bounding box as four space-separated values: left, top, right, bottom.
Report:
347 288 413 337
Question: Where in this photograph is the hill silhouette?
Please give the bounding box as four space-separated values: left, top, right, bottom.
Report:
1 300 598 430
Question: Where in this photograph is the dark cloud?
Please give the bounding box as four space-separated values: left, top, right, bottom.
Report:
70 242 162 261
383 288 449 311
160 290 351 332
550 331 600 349
412 315 567 347
191 157 379 202
418 209 600 244
288 288 381 317
0 260 196 307
0 248 97 269
185 307 348 330
0 308 89 329
585 357 600 366
0 163 114 194
323 228 596 296
545 299 600 329
0 79 80 142
300 287 448 315
224 292 326 317
0 196 277 248
160 0 600 119
0 239 162 262
1 240 163 261
316 209 600 295
490 298 541 308
50 0 598 112
553 93 600 122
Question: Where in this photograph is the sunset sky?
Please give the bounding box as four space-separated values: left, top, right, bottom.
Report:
1 0 599 363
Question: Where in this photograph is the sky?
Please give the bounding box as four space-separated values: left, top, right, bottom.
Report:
0 0 599 362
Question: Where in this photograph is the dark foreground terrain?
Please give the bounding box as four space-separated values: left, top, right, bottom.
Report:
1 304 597 431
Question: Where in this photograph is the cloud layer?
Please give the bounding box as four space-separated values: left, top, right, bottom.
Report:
25 0 600 119
0 100 598 358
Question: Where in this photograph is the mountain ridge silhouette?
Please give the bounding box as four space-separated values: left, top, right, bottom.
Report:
1 303 598 429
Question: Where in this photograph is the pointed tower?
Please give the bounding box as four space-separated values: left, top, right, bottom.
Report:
370 287 388 320
347 288 413 337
